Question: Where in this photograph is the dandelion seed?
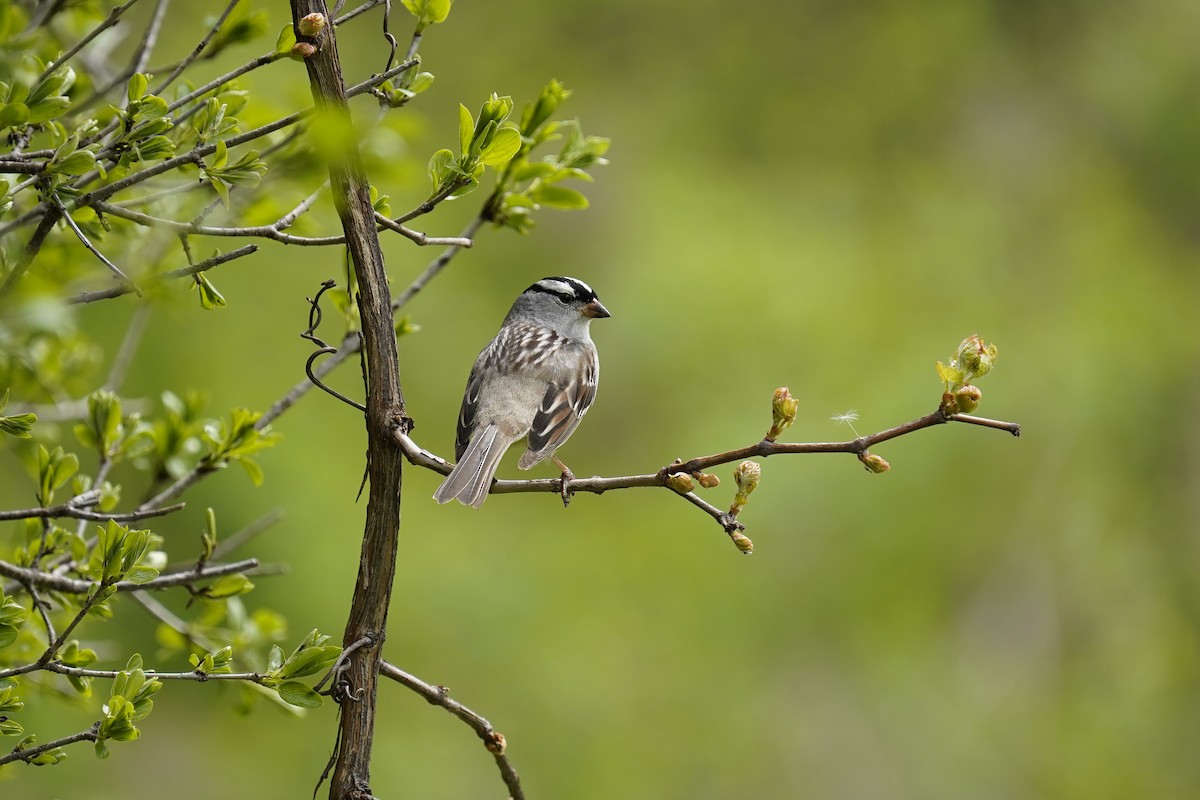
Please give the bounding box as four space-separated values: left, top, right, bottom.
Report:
831 410 861 437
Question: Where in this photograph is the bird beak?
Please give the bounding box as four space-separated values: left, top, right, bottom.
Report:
581 299 611 319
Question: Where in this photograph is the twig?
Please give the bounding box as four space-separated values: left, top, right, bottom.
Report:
52 194 139 292
91 200 349 245
0 500 185 522
390 214 486 310
0 557 261 596
379 660 524 800
70 244 259 304
0 204 61 298
103 303 152 392
165 52 280 115
0 723 99 767
34 660 272 684
0 160 44 174
373 211 474 247
148 0 241 97
33 0 145 84
335 0 387 25
395 407 1023 547
128 0 171 78
209 508 284 561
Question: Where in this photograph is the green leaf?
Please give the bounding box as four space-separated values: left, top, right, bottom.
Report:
27 97 70 124
425 0 453 24
201 573 254 599
194 272 227 310
127 73 149 103
0 101 29 127
478 126 521 166
277 681 322 709
529 184 589 209
53 149 96 175
458 104 473 155
238 456 264 486
274 23 296 56
211 139 229 170
122 566 160 584
0 623 17 647
0 411 37 438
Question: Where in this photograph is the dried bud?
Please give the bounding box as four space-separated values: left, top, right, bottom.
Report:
954 384 982 414
298 13 327 38
730 531 754 554
665 473 695 494
860 453 890 474
955 335 997 380
766 386 799 441
485 732 507 754
694 472 720 489
290 41 317 59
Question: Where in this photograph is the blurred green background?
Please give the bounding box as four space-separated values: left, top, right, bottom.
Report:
6 0 1200 797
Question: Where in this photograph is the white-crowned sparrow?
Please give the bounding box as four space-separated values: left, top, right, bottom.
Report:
433 276 611 508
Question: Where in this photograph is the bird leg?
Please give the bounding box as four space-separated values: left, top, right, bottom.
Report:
551 455 574 507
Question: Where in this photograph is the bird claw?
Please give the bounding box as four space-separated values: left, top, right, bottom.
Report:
551 456 574 507
559 468 574 507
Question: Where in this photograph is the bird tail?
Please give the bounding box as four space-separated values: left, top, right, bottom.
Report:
432 424 514 508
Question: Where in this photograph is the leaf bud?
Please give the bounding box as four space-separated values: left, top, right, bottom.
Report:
694 471 720 489
766 386 799 441
954 384 982 414
733 461 761 496
730 531 754 554
290 41 317 59
860 453 890 474
665 473 695 494
298 13 326 38
485 732 507 754
730 461 762 514
955 335 997 380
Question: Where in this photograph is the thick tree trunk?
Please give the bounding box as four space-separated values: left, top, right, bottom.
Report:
288 3 406 798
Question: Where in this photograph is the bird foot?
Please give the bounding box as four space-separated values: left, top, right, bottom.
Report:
552 456 574 508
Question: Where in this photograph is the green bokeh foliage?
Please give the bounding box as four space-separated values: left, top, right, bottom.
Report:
3 1 1199 798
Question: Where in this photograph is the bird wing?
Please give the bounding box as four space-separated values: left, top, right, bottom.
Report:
519 342 598 469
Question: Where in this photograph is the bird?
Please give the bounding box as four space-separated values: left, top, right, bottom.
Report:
433 276 611 508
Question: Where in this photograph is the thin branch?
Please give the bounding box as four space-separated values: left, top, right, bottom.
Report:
52 195 138 291
0 557 261 596
335 0 387 25
165 51 280 115
0 723 99 767
37 659 271 684
34 0 145 84
0 500 185 522
275 180 329 229
91 200 349 245
148 0 241 97
0 204 61 299
128 0 171 77
390 214 486 310
70 243 259 303
103 303 152 392
0 160 44 174
395 407 1023 548
209 508 284 561
379 660 524 800
373 211 473 247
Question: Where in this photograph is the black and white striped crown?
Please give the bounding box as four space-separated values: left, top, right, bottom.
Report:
526 276 599 304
